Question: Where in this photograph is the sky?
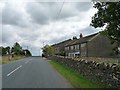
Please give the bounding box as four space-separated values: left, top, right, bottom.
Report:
1 0 102 56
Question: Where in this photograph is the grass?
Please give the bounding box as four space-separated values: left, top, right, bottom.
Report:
1 56 26 64
49 60 107 88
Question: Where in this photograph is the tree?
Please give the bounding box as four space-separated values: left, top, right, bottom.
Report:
24 49 32 56
91 2 120 42
5 46 10 55
42 45 55 57
1 42 32 57
90 1 120 54
1 47 7 56
12 42 22 55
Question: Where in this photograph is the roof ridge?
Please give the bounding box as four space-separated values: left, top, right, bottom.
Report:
83 33 98 39
65 33 99 46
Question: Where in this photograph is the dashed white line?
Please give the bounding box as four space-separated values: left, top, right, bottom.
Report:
7 65 22 77
25 61 29 64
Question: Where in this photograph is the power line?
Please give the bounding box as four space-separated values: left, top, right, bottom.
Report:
41 1 65 56
27 46 28 50
50 0 65 37
42 1 65 47
55 0 65 21
43 42 45 47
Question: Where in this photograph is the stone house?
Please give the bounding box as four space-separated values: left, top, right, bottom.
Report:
65 33 114 57
52 39 72 56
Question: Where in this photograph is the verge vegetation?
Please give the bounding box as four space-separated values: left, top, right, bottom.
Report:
0 55 27 64
0 42 32 64
49 60 107 88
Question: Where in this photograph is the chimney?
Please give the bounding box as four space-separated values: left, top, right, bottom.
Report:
73 36 77 40
80 33 83 38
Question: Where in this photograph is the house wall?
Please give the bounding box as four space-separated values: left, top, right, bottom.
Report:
65 45 80 57
80 43 87 57
87 34 113 57
53 40 72 56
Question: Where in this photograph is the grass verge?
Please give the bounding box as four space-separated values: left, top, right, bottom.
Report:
49 60 107 88
1 56 27 64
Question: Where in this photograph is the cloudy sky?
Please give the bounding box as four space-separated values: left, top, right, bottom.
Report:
1 0 102 56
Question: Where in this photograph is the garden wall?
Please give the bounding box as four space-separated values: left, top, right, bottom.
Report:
48 56 120 88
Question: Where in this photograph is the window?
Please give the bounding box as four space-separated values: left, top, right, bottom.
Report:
71 46 74 50
65 47 69 50
65 47 67 50
76 45 79 50
75 45 77 50
74 45 79 50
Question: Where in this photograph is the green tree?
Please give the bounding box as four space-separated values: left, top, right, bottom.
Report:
91 2 120 41
5 46 10 55
12 42 22 55
0 46 10 56
42 45 55 57
1 47 7 56
91 1 120 54
24 49 32 56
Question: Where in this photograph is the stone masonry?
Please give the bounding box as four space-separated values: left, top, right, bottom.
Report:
48 56 120 88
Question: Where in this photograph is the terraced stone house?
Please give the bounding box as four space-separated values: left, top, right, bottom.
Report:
65 33 114 57
52 39 72 56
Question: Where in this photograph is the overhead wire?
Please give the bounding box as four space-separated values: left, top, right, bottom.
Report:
50 0 65 32
55 0 65 21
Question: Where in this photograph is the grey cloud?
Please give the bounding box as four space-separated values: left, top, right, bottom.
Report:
2 31 18 44
2 6 22 25
2 28 14 43
77 26 98 36
2 3 29 27
18 31 41 41
38 2 57 7
76 2 92 12
57 9 76 20
47 36 70 45
1 1 97 56
26 2 51 25
26 2 79 25
26 2 93 25
48 26 98 45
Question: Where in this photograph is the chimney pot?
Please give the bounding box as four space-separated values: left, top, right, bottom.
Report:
73 36 77 40
80 33 83 38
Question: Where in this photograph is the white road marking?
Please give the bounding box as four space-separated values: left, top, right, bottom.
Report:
25 61 29 64
7 65 22 77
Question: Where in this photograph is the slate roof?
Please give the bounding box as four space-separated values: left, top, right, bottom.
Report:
52 39 72 47
65 33 98 46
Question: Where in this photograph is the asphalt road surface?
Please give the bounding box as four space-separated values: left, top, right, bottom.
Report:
2 57 72 88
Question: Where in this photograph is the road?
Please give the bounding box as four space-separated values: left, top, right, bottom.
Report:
2 57 72 88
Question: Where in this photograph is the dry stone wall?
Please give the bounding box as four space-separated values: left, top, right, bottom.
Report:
48 56 120 88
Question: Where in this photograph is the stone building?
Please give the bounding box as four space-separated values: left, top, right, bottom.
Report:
65 33 114 57
52 39 72 56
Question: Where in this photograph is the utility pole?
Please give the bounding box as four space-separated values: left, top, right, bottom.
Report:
27 46 28 50
43 42 45 47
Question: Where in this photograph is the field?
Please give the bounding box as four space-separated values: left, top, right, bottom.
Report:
0 55 26 64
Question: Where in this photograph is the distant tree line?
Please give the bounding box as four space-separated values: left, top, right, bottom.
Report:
0 42 32 56
42 45 66 57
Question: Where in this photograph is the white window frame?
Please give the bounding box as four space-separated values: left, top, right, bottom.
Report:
71 46 74 50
